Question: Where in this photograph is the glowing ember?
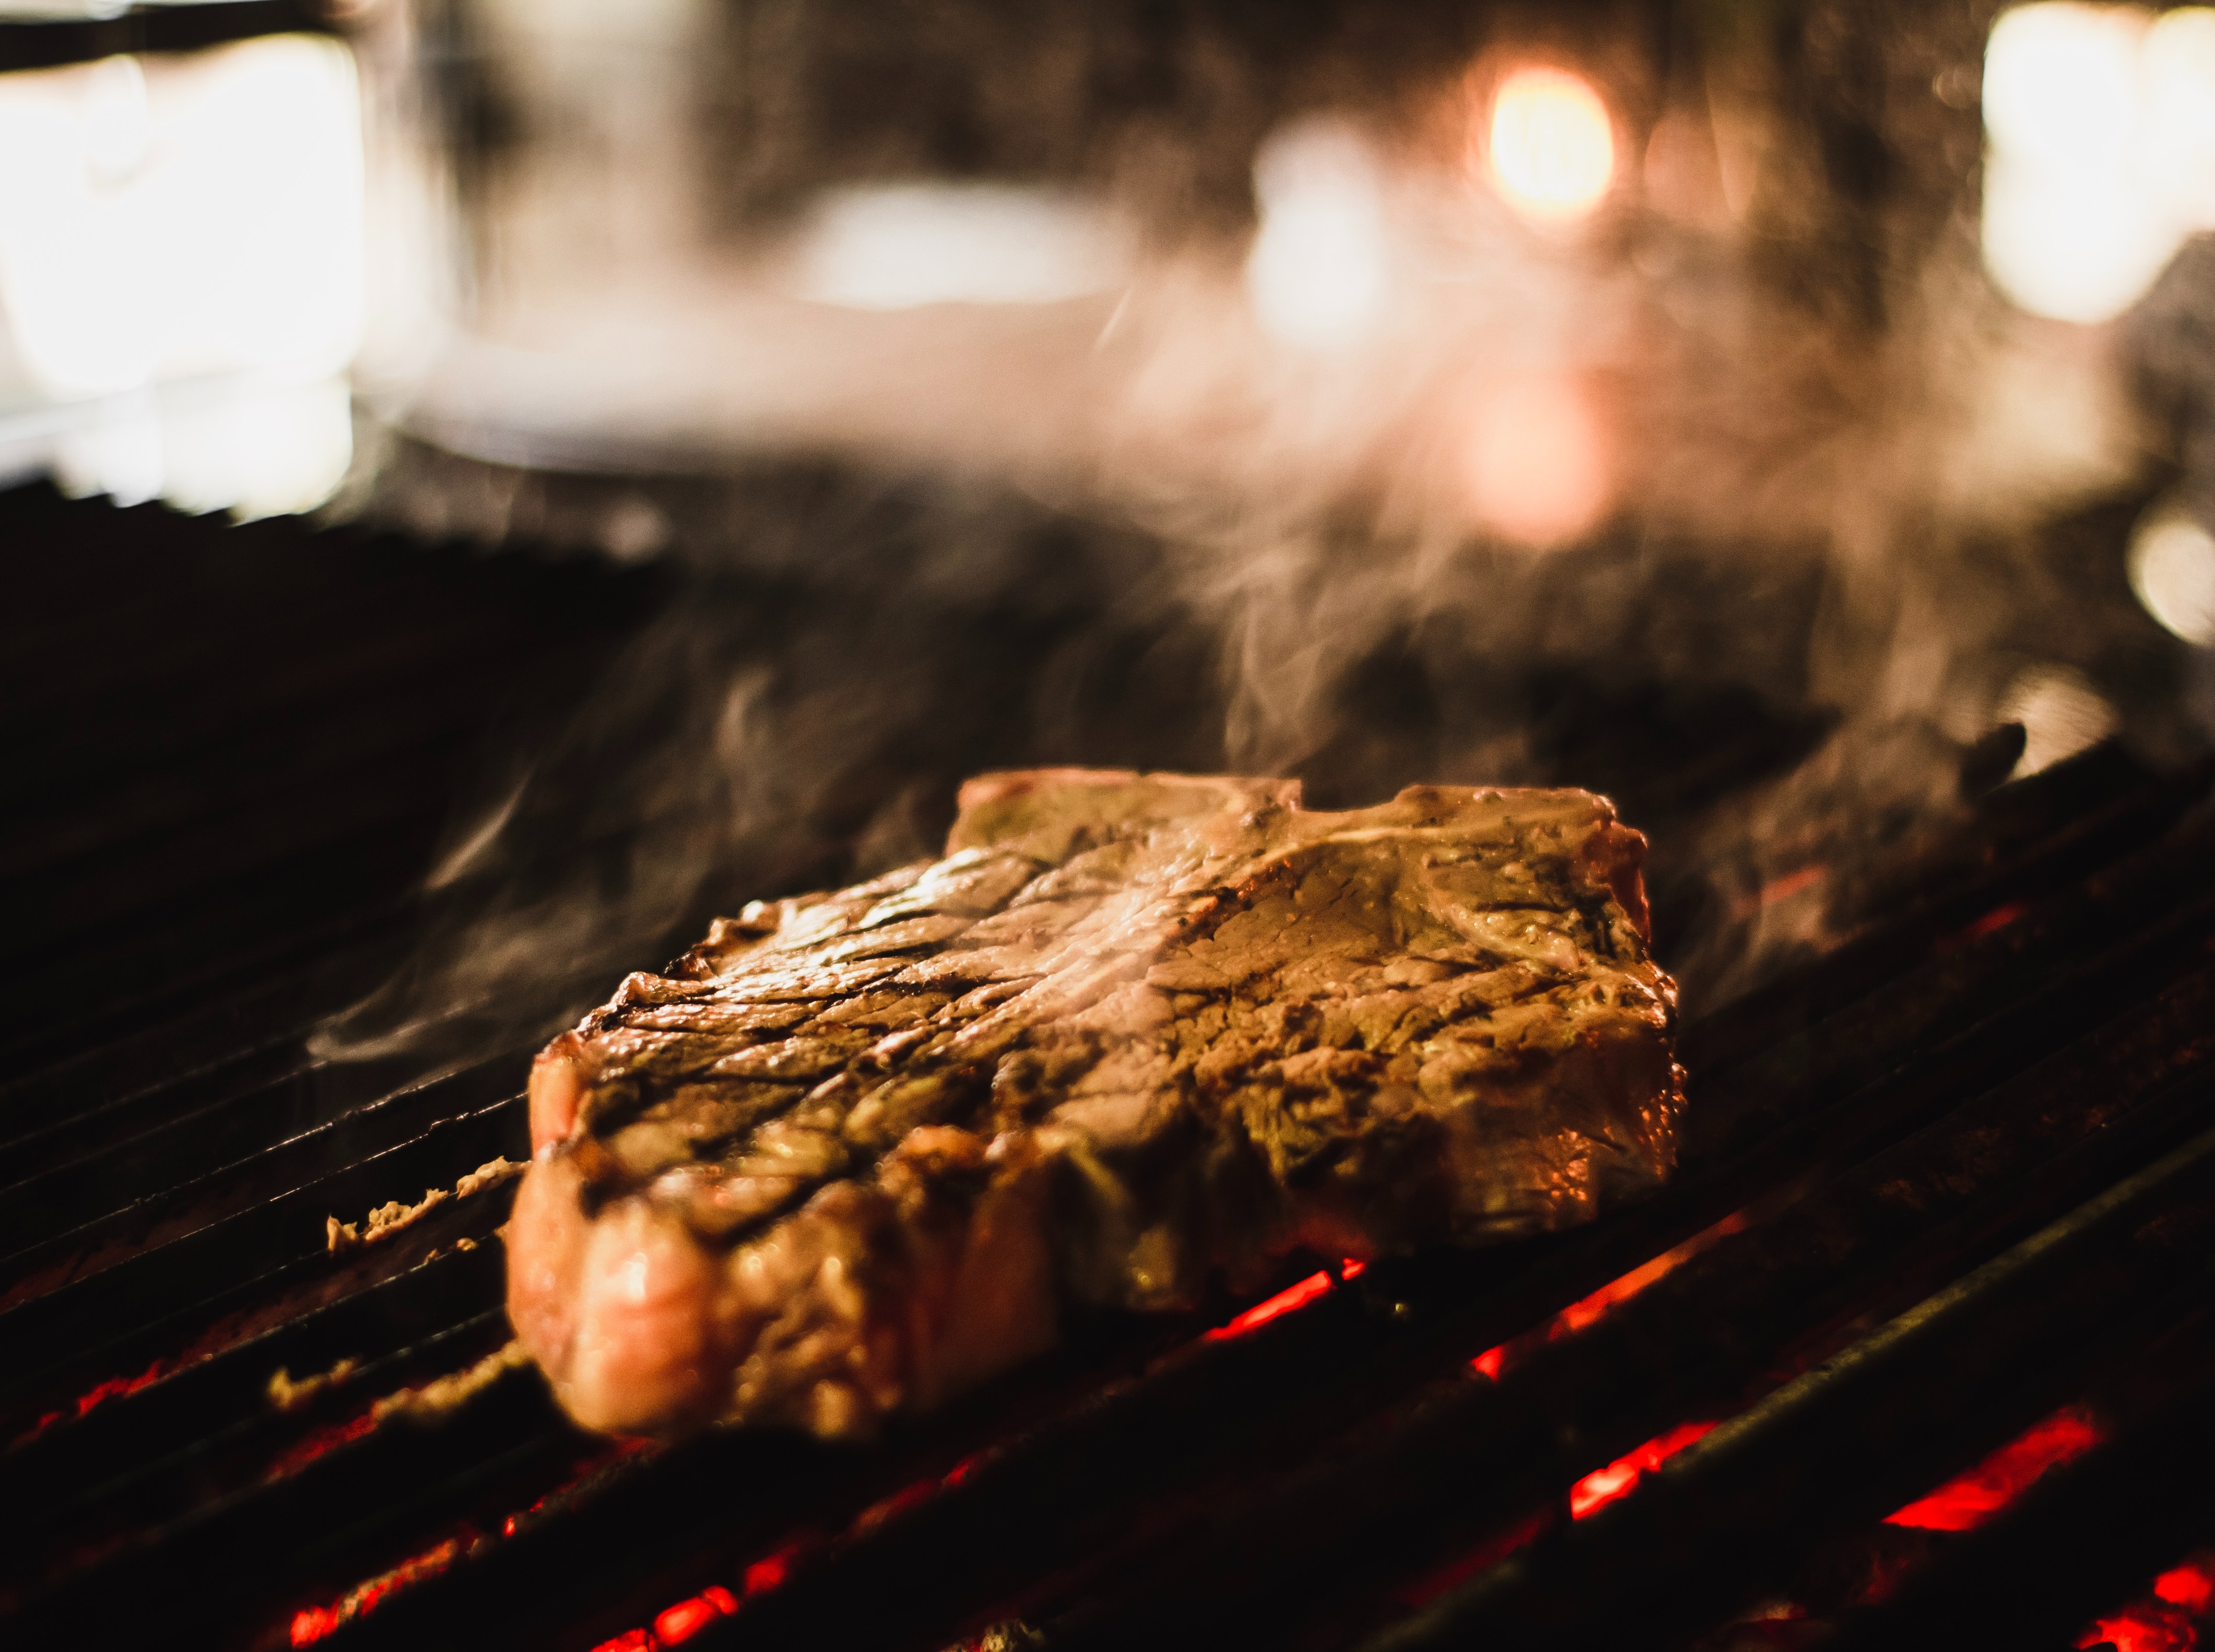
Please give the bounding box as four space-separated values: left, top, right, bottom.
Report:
1960 901 2030 945
2070 1554 2215 1652
942 1453 985 1488
289 1536 466 1645
594 1543 807 1652
742 1542 805 1597
2160 1563 2215 1616
1204 1268 1335 1341
1553 1214 1749 1338
1471 1206 1752 1382
655 1587 741 1645
1484 66 1615 223
73 1358 171 1415
17 1356 177 1443
500 1437 659 1540
1397 1510 1551 1607
289 1435 656 1644
2075 1606 2197 1652
855 1478 940 1534
1886 1405 2103 1532
1568 1420 1718 1519
264 1408 380 1480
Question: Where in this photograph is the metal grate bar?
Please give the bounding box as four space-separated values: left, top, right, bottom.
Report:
0 1058 524 1305
0 1240 510 1542
0 1097 525 1432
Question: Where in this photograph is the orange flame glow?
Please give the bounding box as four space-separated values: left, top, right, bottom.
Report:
1568 1420 1719 1519
1885 1405 2103 1532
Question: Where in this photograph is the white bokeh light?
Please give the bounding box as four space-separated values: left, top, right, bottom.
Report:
1485 66 1615 226
1982 3 2215 323
2129 504 2215 645
2142 7 2215 221
0 35 364 397
796 184 1126 310
1245 118 1391 349
1983 2 2143 170
161 378 355 520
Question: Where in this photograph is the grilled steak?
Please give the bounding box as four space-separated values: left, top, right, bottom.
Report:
507 771 1683 1437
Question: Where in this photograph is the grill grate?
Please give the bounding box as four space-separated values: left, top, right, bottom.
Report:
5 484 2215 1652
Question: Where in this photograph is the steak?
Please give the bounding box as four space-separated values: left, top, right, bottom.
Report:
507 771 1683 1437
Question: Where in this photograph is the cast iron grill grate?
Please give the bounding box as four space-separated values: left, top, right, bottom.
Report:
4 483 2214 1652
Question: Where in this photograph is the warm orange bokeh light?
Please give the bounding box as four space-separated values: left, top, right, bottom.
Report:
1463 373 1613 546
1486 66 1615 223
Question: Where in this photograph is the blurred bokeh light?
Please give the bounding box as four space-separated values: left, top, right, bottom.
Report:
1462 373 1612 545
1982 2 2215 323
794 184 1126 310
2129 503 2215 646
1245 118 1392 349
0 33 363 514
1483 66 1615 227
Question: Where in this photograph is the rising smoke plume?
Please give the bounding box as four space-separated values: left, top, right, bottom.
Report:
316 0 2207 1070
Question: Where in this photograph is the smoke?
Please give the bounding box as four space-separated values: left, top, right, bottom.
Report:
317 0 2212 1068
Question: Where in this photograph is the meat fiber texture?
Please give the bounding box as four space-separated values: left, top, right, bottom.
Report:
508 771 1683 1439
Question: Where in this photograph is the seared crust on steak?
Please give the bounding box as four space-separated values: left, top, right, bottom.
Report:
508 771 1683 1437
